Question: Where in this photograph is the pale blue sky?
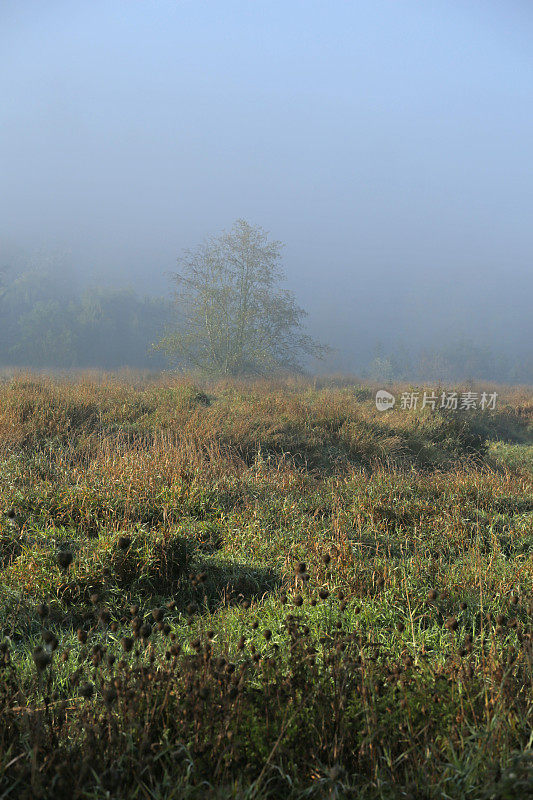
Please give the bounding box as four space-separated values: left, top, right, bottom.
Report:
1 1 532 366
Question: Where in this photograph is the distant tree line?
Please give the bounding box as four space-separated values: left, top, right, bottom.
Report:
0 267 173 369
366 339 533 385
0 235 530 382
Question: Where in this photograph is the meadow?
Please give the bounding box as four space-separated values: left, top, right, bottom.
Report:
0 373 532 799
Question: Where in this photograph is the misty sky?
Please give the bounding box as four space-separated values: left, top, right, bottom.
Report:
1 0 532 369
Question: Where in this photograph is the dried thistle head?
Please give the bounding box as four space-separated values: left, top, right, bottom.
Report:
98 610 111 626
103 687 117 704
445 616 459 632
42 630 59 651
140 623 152 640
57 550 73 570
33 646 51 672
80 682 94 699
118 536 131 551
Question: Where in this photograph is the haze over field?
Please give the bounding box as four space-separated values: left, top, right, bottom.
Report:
2 8 533 796
1 1 532 378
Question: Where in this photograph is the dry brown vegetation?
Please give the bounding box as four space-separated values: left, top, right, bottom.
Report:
0 373 532 799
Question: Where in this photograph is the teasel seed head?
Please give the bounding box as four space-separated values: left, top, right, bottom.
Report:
57 550 73 570
118 536 131 551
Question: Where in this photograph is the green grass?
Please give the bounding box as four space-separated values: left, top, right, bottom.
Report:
489 441 533 473
0 374 532 799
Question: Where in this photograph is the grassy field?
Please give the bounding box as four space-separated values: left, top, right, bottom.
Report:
0 374 532 799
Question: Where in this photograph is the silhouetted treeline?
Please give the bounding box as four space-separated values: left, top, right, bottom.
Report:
0 262 531 381
365 339 533 384
0 268 173 369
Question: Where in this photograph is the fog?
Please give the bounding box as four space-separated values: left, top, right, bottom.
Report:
1 1 532 379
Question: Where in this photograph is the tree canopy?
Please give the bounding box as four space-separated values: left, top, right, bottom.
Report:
0 263 172 369
156 219 327 376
